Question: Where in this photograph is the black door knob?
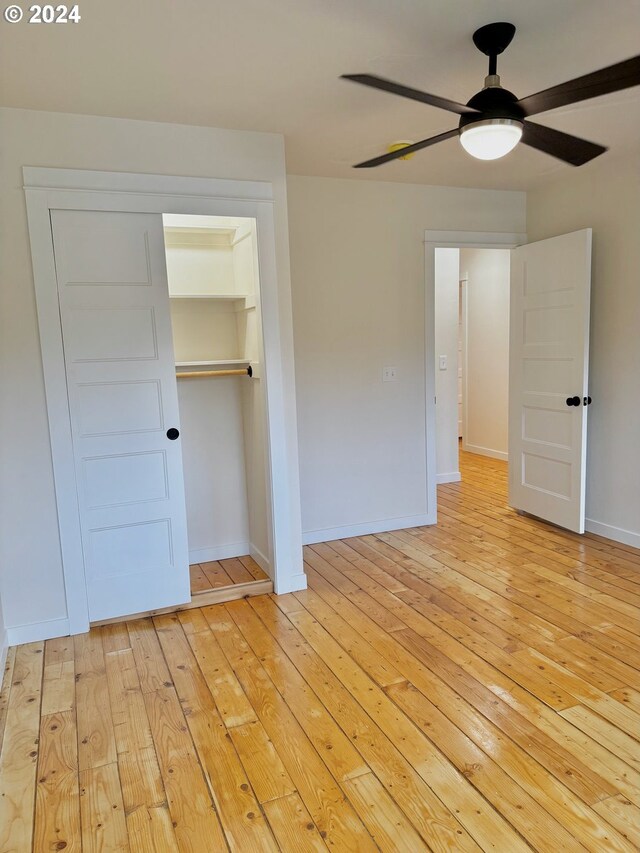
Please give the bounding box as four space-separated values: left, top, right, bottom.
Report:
583 396 592 406
166 428 180 440
566 396 581 407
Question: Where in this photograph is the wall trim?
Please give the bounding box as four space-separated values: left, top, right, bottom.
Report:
462 443 508 462
437 472 461 484
23 167 274 202
189 542 251 564
250 543 272 577
274 571 308 595
302 513 432 546
585 519 640 550
0 630 8 675
7 617 70 647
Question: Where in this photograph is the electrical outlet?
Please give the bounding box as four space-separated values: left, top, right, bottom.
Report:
439 355 448 370
382 366 397 382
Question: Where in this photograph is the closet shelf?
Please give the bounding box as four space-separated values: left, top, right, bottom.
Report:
169 293 248 301
175 359 251 369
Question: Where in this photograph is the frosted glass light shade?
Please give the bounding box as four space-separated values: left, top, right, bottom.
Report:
459 119 523 160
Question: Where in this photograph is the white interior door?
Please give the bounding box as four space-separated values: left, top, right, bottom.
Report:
509 229 592 533
51 209 190 621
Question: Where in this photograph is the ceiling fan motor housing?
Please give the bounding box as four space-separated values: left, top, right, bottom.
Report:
459 85 525 133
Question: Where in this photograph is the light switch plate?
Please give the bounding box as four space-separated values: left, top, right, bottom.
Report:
439 355 447 370
382 366 397 382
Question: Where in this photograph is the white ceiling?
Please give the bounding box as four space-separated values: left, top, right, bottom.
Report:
1 0 639 190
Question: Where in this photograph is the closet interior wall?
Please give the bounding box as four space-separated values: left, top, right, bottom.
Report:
163 214 271 574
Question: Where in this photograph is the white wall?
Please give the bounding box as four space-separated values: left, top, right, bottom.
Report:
287 175 526 539
527 150 640 547
0 108 301 640
434 249 461 482
460 248 510 461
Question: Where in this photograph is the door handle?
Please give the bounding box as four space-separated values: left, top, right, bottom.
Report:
583 396 592 406
565 396 581 407
166 428 180 440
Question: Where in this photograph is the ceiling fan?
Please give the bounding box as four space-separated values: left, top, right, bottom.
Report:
342 22 640 168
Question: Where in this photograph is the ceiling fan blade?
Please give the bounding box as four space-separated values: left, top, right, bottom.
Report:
522 121 607 166
353 129 459 168
517 55 640 116
342 74 480 116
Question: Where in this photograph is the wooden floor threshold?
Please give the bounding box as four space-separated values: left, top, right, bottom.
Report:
91 577 273 626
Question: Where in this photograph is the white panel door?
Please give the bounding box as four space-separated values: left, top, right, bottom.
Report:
509 229 592 533
51 210 190 621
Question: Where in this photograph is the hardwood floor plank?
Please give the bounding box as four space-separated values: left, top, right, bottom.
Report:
220 557 255 584
100 622 132 655
560 705 640 771
204 605 379 851
593 794 640 848
341 771 429 852
0 646 16 756
34 710 81 853
199 560 234 589
238 555 269 581
228 720 296 803
220 602 370 785
189 563 211 593
144 685 228 851
185 627 257 729
0 642 45 853
79 762 129 852
105 648 154 756
127 617 173 694
609 688 640 716
125 803 180 852
262 792 329 852
154 613 279 851
74 630 117 771
41 658 75 716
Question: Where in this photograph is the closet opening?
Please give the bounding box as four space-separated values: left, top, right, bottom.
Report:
162 213 273 603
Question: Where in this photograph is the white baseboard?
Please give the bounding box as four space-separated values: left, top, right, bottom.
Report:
7 617 70 646
585 519 640 550
0 629 8 678
274 571 308 595
302 513 433 546
437 471 461 484
463 443 508 462
189 541 250 564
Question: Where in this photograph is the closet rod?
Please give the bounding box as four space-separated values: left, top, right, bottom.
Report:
176 366 253 380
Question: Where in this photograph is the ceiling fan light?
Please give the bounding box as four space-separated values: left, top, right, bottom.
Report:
459 119 523 160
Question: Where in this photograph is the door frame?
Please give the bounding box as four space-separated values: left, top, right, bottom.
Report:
25 166 304 635
424 230 526 516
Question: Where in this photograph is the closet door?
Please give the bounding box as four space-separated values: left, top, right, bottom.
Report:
51 209 190 622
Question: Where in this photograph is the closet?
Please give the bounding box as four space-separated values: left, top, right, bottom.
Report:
163 214 272 598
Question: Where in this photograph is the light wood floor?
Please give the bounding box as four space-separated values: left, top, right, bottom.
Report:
1 451 639 851
190 555 270 594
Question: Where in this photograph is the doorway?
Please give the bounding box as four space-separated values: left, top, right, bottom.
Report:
425 227 593 534
424 229 525 520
